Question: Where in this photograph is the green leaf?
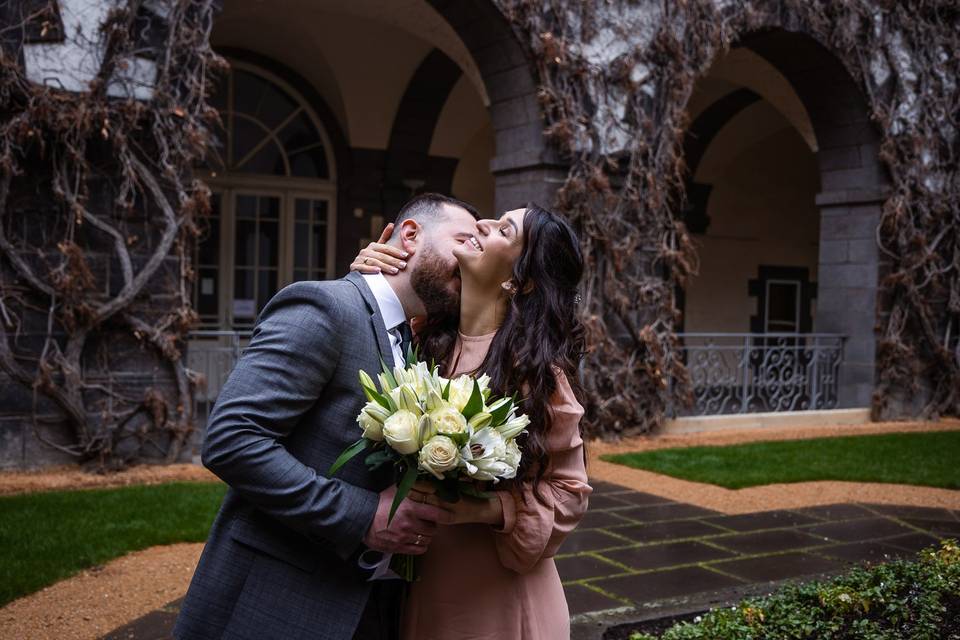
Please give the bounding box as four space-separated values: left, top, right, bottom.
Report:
388 462 419 525
488 398 514 425
328 439 369 477
364 449 395 471
461 379 484 420
379 358 398 389
442 378 451 401
371 389 393 412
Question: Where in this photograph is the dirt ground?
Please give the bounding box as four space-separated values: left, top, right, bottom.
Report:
1 418 958 640
0 463 219 496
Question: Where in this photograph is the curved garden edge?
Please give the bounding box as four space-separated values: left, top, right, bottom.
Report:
587 418 960 514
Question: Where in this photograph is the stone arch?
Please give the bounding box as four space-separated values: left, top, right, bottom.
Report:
700 27 888 407
426 0 559 211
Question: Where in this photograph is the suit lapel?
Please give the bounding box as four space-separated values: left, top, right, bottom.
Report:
345 272 394 367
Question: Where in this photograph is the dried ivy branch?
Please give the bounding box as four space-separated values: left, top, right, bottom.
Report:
0 0 226 466
498 0 959 436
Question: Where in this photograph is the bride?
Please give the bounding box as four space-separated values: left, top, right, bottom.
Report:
355 203 591 639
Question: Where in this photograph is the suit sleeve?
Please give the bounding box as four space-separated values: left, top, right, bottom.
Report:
491 370 593 573
201 282 378 560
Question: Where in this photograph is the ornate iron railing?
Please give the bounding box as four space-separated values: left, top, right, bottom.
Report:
670 333 846 416
185 331 846 420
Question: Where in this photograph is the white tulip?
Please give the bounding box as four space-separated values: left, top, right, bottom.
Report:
383 410 420 455
356 401 390 441
502 439 521 478
497 413 530 441
418 435 460 479
447 375 475 411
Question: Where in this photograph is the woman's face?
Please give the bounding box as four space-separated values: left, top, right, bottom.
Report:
452 208 526 292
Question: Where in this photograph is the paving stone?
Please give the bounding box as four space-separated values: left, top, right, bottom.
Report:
589 480 634 495
564 584 628 615
614 503 719 524
587 494 636 510
606 491 674 507
713 529 828 554
595 566 744 604
617 519 728 544
818 541 914 564
715 552 844 582
704 510 821 532
805 517 914 542
880 532 942 552
559 529 629 553
101 609 177 640
903 518 960 539
600 540 737 571
557 555 626 581
863 504 958 521
578 510 634 530
794 504 877 521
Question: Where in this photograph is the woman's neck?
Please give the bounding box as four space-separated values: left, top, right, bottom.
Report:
458 277 508 337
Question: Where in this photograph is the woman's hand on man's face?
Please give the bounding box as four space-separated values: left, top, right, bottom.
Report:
350 223 409 274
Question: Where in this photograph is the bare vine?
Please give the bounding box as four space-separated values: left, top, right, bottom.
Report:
498 0 960 435
0 0 225 466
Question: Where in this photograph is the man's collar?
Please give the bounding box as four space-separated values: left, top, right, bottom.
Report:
360 272 407 331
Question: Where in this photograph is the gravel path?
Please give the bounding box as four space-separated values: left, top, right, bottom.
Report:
0 463 219 496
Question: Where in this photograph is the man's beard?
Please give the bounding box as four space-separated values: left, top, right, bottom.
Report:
410 243 460 319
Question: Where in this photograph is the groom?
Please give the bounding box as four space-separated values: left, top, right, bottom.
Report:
174 194 480 640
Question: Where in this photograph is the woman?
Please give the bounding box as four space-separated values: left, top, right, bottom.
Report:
354 204 591 639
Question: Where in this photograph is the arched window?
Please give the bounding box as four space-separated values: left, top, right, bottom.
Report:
194 61 337 331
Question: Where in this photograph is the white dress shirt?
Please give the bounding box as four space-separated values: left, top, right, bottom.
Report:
361 272 407 366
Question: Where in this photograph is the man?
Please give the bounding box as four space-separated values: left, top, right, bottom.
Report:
174 194 480 640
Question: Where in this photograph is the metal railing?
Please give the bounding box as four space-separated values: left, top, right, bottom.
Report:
670 332 846 416
183 330 846 419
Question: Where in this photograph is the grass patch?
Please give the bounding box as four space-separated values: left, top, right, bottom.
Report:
601 430 960 489
0 481 226 606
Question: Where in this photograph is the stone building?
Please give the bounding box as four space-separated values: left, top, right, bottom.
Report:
1 0 954 467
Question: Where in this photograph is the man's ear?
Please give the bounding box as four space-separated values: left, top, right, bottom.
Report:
397 219 420 255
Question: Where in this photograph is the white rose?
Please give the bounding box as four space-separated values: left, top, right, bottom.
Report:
447 375 475 411
428 404 468 439
382 410 420 455
356 401 389 441
459 427 512 482
418 435 460 479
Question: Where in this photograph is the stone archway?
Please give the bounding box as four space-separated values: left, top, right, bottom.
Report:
426 0 561 212
736 28 889 408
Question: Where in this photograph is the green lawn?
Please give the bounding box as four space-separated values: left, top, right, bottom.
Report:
0 481 226 606
601 430 960 490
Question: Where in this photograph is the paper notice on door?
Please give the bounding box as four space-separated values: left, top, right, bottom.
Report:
201 277 214 295
233 298 256 318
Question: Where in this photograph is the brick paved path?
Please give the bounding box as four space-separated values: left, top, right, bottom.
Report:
102 481 960 639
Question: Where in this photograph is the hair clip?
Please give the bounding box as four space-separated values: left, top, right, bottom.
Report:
573 293 582 305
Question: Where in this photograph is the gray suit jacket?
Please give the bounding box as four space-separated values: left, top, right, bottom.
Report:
175 273 397 640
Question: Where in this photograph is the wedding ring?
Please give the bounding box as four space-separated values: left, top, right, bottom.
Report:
364 257 371 265
415 534 424 546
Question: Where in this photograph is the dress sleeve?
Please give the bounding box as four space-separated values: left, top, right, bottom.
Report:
491 369 593 574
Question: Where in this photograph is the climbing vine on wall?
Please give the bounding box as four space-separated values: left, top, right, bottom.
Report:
498 0 959 435
0 0 224 465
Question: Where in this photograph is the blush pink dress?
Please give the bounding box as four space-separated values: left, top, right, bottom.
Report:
401 331 592 640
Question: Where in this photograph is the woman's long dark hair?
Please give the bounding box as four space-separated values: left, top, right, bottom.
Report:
418 204 586 491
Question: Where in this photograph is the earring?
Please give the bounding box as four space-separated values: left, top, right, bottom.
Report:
501 282 515 294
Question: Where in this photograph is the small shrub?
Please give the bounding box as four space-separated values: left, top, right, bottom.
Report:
628 540 960 640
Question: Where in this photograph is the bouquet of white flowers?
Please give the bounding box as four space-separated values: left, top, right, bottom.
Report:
329 353 529 579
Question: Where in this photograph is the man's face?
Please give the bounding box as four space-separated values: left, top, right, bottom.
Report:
409 203 478 317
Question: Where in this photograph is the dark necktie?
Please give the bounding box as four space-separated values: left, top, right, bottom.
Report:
396 321 414 363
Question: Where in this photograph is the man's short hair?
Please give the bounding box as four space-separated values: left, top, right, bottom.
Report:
391 193 479 239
